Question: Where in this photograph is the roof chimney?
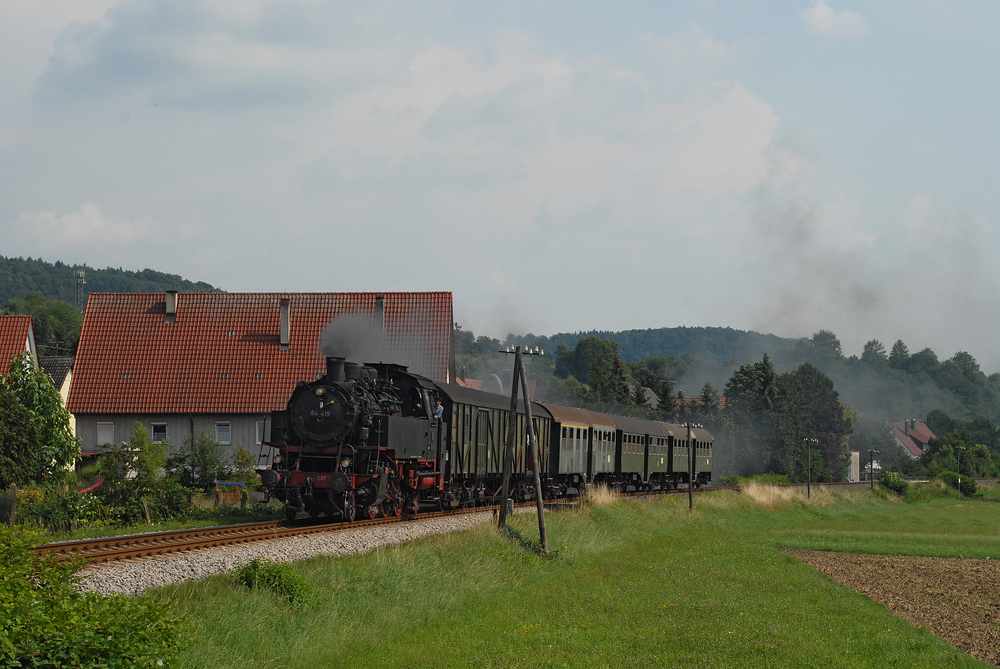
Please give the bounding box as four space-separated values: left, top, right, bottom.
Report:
279 298 290 351
165 291 178 324
904 421 909 436
375 293 385 356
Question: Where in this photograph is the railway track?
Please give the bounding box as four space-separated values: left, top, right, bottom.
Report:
29 480 922 565
32 505 507 564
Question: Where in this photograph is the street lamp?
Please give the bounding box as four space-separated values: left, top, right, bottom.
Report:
804 438 818 498
867 449 879 490
956 442 965 495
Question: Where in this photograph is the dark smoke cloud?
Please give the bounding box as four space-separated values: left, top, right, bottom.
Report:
318 311 434 378
746 163 886 351
319 312 386 363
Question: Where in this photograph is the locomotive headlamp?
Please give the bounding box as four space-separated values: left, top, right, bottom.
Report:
341 458 352 468
274 455 282 464
316 388 325 395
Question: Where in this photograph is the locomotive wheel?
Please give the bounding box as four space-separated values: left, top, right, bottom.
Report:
344 493 357 522
366 505 379 520
382 499 402 518
284 506 298 521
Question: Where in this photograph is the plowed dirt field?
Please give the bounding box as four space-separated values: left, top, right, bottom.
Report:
787 549 1000 667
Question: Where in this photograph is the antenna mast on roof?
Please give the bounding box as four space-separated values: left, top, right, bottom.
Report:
75 270 86 311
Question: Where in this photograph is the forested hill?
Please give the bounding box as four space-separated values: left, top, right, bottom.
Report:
548 327 804 365
0 255 221 306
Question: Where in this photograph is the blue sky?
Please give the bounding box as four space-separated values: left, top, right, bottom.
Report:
2 1 999 368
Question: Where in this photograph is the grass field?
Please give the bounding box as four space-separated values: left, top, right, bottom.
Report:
157 486 1000 668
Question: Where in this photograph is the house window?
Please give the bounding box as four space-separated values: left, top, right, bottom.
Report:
151 424 167 443
216 423 231 444
256 421 265 444
97 422 114 447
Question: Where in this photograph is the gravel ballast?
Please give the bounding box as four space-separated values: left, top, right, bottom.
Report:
79 512 494 596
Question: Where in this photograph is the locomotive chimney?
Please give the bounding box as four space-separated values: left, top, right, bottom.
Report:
326 357 345 382
165 291 178 324
279 298 290 351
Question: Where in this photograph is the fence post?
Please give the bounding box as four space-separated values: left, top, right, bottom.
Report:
241 486 248 510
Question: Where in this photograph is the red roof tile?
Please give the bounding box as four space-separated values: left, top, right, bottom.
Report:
454 377 538 400
68 292 454 414
0 315 35 373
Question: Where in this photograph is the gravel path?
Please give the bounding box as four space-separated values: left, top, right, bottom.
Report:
786 549 1000 667
79 512 494 596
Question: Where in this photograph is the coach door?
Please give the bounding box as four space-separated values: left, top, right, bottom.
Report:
476 410 490 476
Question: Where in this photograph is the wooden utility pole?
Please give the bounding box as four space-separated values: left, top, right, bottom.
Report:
498 352 521 530
687 422 693 510
518 353 548 553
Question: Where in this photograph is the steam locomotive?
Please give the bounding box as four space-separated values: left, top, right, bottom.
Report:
259 357 713 521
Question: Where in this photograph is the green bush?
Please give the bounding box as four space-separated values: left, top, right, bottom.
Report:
935 470 977 496
167 430 226 493
878 471 909 496
0 525 190 666
234 557 311 605
725 473 790 485
93 423 194 526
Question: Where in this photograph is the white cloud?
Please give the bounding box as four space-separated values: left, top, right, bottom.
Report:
800 1 869 40
19 203 151 247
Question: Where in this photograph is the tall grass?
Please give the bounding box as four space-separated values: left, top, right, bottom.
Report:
156 490 999 668
739 482 870 509
582 482 619 506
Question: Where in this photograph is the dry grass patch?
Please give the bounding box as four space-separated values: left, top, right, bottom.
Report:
741 482 866 509
583 483 619 507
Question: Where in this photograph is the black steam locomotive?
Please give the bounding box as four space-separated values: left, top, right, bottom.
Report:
259 357 713 521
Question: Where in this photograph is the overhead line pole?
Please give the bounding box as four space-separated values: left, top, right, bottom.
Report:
518 353 548 554
498 349 521 531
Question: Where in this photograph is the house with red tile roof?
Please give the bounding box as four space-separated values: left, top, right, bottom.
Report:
67 291 454 460
0 315 38 372
39 356 75 438
888 419 935 459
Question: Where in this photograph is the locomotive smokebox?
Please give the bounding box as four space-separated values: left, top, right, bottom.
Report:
326 357 346 382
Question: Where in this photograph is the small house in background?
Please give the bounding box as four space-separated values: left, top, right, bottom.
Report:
888 419 935 459
0 315 38 372
454 375 538 401
67 291 455 463
39 356 75 438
